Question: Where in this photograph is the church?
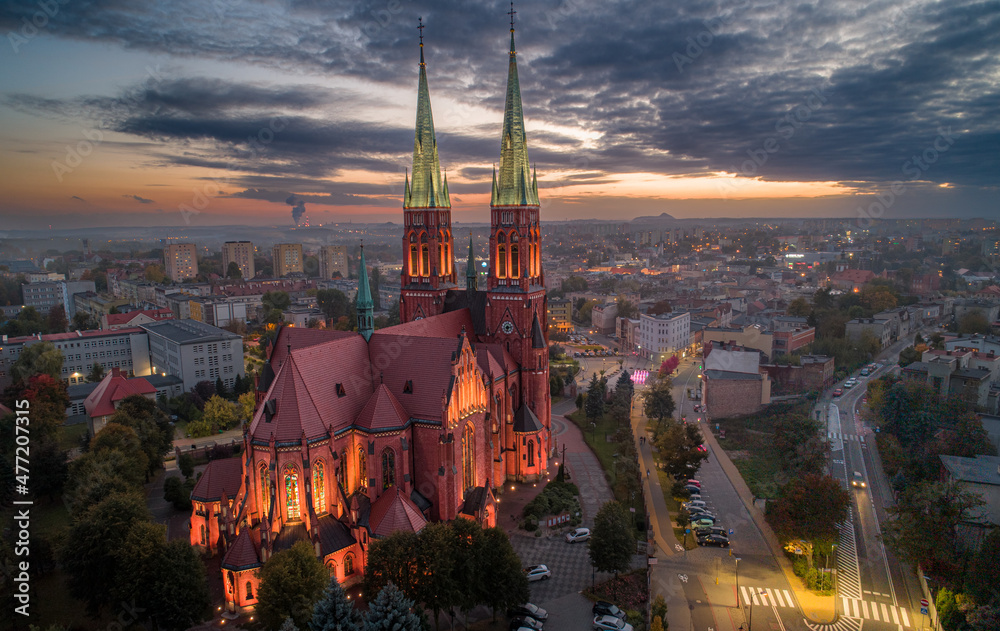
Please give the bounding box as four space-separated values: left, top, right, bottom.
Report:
190 15 551 614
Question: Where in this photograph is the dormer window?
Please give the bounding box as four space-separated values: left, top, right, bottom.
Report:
336 383 346 397
403 380 413 394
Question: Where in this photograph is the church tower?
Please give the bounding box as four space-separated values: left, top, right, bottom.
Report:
485 6 551 453
400 19 457 323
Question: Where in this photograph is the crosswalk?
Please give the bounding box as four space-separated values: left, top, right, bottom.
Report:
840 597 911 626
828 431 865 442
739 586 797 608
805 616 863 631
835 508 863 600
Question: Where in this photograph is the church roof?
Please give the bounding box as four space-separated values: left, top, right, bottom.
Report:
379 307 475 338
191 456 244 502
318 514 357 556
460 486 489 516
369 486 428 537
367 333 465 421
512 403 543 433
531 313 545 349
404 25 450 210
268 326 356 367
493 24 538 207
356 385 410 432
442 289 488 336
221 528 261 571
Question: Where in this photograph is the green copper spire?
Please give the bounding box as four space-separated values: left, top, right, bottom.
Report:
405 18 450 209
357 245 374 342
466 233 477 291
493 5 538 207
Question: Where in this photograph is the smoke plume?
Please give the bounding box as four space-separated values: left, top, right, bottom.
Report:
285 194 306 225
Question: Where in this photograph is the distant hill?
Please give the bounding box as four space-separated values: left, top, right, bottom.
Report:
630 212 677 225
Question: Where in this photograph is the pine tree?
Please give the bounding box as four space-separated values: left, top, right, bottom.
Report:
310 576 362 631
365 582 420 631
585 374 604 420
281 617 299 631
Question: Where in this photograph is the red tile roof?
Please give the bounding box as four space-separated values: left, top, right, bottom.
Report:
268 326 356 366
369 486 427 537
191 456 244 502
355 385 410 432
6 327 144 344
377 308 475 338
221 527 261 571
83 368 157 418
104 309 173 327
368 333 464 421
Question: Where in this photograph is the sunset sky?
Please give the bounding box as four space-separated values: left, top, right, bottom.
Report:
0 0 997 229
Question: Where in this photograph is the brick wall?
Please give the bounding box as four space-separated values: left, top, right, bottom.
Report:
704 376 764 419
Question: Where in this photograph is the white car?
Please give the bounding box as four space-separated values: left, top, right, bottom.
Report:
565 527 591 543
594 615 634 631
524 565 552 582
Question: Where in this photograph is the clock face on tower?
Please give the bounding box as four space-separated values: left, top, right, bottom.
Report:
501 320 514 334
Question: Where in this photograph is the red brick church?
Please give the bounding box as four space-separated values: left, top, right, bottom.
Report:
191 17 551 614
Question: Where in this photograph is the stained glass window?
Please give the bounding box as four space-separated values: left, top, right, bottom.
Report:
284 465 300 521
358 447 367 490
527 440 535 467
313 460 325 514
462 423 476 491
344 554 354 575
259 465 270 516
382 448 396 490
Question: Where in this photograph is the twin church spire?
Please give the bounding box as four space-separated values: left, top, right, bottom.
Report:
404 17 450 209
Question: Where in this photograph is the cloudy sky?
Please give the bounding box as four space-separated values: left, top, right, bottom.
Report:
0 0 997 229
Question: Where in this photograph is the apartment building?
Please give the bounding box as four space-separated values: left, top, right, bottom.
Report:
638 311 691 360
222 241 256 280
164 243 199 281
547 297 572 332
21 280 96 316
142 319 245 392
318 245 349 279
272 243 304 277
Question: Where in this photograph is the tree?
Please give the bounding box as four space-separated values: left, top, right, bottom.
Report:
65 449 147 514
883 480 985 581
112 521 211 630
47 304 68 333
787 297 811 317
860 285 898 313
144 264 166 283
772 414 826 476
654 419 709 480
589 501 634 575
32 439 68 501
202 395 239 432
658 355 679 376
642 374 675 424
12 374 69 442
363 530 421 603
647 299 672 316
61 491 151 613
561 275 588 293
414 522 457 629
257 540 328 630
317 289 351 321
767 474 850 546
263 291 292 313
10 341 63 384
365 582 420 631
226 261 243 279
477 526 529 620
87 362 105 383
109 394 174 478
309 575 361 631
616 299 639 320
72 311 100 331
958 309 990 335
238 391 256 422
585 374 605 421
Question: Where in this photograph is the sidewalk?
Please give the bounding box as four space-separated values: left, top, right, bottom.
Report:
701 421 837 623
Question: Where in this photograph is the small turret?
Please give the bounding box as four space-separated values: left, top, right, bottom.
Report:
357 245 374 342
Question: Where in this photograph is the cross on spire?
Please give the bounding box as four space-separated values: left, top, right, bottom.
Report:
508 1 516 31
418 16 425 45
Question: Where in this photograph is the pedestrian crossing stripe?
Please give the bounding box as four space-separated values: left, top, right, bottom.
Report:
840 597 911 626
827 432 865 442
740 586 796 608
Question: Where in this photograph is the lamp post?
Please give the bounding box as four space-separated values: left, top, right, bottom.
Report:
735 557 741 608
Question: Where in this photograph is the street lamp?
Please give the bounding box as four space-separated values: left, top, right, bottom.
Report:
735 557 741 608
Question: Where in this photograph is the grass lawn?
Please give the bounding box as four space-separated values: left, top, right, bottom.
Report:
653 459 699 550
566 409 625 489
57 422 88 451
713 401 813 499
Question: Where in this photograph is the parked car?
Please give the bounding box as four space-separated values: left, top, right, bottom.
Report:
695 526 727 540
699 534 731 547
524 565 551 582
593 601 626 620
687 508 716 519
594 615 634 631
852 471 866 488
510 617 543 631
683 485 701 495
832 389 843 397
508 604 548 622
691 516 717 527
686 493 702 502
683 500 706 510
565 527 591 543
685 479 701 488
697 444 708 452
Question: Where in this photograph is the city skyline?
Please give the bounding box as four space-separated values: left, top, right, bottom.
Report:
1 0 998 230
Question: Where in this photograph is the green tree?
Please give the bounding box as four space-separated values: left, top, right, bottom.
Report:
478 526 529 620
787 297 811 317
65 449 147 514
449 518 484 620
14 374 70 442
414 522 458 629
589 501 634 575
309 575 361 631
647 299 672 316
958 309 990 335
72 311 100 331
112 521 210 630
363 531 421 603
47 304 68 333
238 391 256 422
178 452 195 479
654 419 709 480
145 264 166 283
87 362 105 383
616 299 639 320
766 474 849 547
109 394 174 478
263 291 292 313
317 289 351 321
61 491 151 613
586 374 605 420
643 375 676 425
561 275 588 293
226 261 243 279
257 540 328 630
202 395 239 432
10 341 63 384
365 582 420 631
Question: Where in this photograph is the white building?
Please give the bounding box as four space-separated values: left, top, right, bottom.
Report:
638 311 691 362
142 320 245 392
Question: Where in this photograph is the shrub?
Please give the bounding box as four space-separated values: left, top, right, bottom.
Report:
163 476 195 511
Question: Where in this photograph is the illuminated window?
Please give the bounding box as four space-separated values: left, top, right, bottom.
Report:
344 554 355 576
245 581 253 600
358 447 367 490
497 233 507 279
259 465 270 516
284 464 300 521
510 233 520 278
382 448 396 490
313 460 326 514
462 423 476 490
527 440 535 467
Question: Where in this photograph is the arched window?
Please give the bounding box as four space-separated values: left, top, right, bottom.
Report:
344 554 355 576
409 234 419 277
358 446 367 490
420 233 429 277
382 448 396 490
527 440 535 467
312 460 326 515
496 233 507 279
227 571 235 594
510 232 520 278
284 464 301 521
245 581 253 600
444 231 453 275
259 464 270 516
336 449 345 489
462 423 476 491
200 525 206 545
327 561 337 578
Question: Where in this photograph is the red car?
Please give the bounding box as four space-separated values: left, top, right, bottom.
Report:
833 389 843 398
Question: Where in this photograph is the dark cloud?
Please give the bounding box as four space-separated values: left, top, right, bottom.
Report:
1 0 997 201
71 195 86 202
123 194 154 204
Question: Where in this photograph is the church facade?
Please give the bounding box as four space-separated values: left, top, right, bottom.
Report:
190 17 551 614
